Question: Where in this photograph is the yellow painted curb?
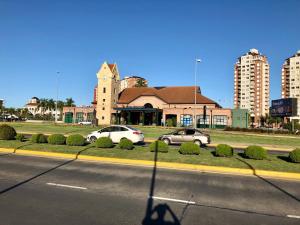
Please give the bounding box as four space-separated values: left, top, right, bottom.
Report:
0 148 299 181
0 148 14 153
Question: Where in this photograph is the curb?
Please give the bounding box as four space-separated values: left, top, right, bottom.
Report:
1 148 299 181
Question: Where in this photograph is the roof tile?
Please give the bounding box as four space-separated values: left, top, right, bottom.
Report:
118 86 220 106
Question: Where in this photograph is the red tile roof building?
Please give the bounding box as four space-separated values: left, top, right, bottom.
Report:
63 61 231 127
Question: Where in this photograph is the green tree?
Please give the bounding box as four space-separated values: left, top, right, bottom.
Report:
135 78 147 87
47 99 56 111
37 98 48 114
6 107 16 115
20 108 33 119
0 99 3 113
65 98 75 107
57 100 65 111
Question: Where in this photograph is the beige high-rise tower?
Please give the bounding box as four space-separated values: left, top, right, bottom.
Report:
281 50 300 116
234 49 270 125
96 62 120 125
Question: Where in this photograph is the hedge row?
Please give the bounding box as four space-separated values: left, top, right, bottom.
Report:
1 125 300 163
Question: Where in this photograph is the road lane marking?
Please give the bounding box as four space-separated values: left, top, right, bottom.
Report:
287 215 300 219
46 182 87 190
150 196 196 205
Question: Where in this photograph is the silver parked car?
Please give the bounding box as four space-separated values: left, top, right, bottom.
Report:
158 128 211 146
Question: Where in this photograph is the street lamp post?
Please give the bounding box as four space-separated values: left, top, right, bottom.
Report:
194 59 201 129
55 72 60 124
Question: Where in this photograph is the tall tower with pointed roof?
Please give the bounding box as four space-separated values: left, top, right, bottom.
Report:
96 61 120 125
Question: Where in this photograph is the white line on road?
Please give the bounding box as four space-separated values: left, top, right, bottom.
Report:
46 182 87 190
150 196 196 205
287 215 300 219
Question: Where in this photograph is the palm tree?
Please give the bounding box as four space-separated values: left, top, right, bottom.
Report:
47 99 56 111
0 99 3 113
57 100 65 111
65 98 75 107
135 78 147 87
37 98 48 114
20 108 33 119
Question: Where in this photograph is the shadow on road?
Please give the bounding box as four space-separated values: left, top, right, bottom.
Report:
236 156 300 202
0 146 92 195
13 142 33 153
142 145 292 222
142 141 181 225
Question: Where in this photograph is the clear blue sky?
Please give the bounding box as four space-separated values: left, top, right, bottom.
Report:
1 0 299 108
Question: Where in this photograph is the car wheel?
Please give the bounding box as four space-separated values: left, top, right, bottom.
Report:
162 138 170 145
194 140 202 146
90 136 97 143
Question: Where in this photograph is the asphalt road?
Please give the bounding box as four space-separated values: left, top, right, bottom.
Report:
0 153 300 225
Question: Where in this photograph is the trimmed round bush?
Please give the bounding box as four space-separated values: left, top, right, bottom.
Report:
289 149 300 163
15 133 25 142
47 134 66 145
31 133 48 143
215 144 233 157
0 124 17 140
179 142 200 155
244 145 267 160
119 138 134 150
66 134 85 146
149 140 168 153
95 137 114 148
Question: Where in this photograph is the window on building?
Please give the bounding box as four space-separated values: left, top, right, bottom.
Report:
180 114 193 126
76 112 84 122
102 116 105 120
103 99 105 102
102 107 105 110
196 115 210 125
103 87 106 93
213 115 227 125
87 113 94 122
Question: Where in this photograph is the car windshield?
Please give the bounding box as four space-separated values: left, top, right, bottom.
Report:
186 129 195 135
173 130 185 135
126 126 138 131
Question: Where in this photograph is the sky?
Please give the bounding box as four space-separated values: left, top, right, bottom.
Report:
0 0 299 108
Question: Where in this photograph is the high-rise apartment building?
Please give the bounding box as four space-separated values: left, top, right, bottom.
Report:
281 50 300 116
234 49 270 125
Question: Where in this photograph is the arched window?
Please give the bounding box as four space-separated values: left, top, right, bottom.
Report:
144 103 153 108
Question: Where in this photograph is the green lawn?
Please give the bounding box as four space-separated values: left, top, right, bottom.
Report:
0 122 96 136
2 122 300 149
1 140 299 173
207 131 300 148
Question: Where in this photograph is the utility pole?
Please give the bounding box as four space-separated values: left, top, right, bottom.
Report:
194 59 201 129
55 72 60 123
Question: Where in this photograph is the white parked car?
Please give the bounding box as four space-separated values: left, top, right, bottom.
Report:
78 121 92 125
87 125 144 144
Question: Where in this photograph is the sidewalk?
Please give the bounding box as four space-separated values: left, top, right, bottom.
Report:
1 147 299 181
